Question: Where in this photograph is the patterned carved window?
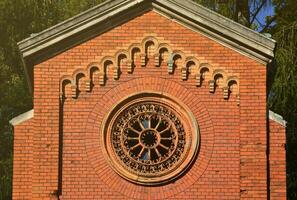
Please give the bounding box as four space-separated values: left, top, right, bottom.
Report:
102 93 199 185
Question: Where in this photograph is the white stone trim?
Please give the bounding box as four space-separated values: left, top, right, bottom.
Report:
269 110 287 127
9 109 34 126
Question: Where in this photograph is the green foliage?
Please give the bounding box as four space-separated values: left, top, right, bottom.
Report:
194 0 272 29
0 125 13 200
270 23 297 119
268 0 297 198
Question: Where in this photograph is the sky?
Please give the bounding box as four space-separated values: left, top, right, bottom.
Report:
254 3 275 31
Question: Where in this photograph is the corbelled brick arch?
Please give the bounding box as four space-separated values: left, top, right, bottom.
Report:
59 36 240 103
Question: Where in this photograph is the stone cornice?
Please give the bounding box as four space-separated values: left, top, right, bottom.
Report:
9 109 34 126
269 110 287 127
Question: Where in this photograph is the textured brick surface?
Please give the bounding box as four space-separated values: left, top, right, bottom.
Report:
269 120 286 200
13 119 33 200
12 11 286 199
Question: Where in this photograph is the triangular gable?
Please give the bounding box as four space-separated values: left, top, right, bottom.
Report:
18 0 276 92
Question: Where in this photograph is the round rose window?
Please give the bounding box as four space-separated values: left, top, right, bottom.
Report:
101 93 199 185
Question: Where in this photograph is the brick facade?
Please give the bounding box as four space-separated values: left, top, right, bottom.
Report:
12 5 286 200
269 119 287 199
12 118 33 199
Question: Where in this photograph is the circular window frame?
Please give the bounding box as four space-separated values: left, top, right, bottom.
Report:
100 92 200 185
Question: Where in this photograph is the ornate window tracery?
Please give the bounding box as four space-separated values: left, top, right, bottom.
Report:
102 93 199 185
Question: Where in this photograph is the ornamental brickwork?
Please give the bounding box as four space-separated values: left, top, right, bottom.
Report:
59 36 239 103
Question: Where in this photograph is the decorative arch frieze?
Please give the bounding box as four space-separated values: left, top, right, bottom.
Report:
59 36 240 105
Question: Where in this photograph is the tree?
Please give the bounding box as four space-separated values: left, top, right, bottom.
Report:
194 0 273 30
268 0 297 198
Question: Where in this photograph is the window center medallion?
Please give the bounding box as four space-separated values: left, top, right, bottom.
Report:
101 93 199 185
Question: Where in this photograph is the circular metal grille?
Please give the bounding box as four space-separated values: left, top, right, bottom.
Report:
112 102 185 175
102 94 199 185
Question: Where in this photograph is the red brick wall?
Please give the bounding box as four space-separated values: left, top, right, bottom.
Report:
12 118 33 199
269 119 286 199
12 10 286 199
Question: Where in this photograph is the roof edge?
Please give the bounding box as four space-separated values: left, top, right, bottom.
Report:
9 109 34 126
18 0 276 64
269 110 287 127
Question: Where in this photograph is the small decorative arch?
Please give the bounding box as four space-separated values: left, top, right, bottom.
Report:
172 50 185 64
60 75 74 85
86 63 100 91
142 37 159 60
220 76 240 102
100 57 115 85
227 77 239 94
128 43 142 58
168 51 185 74
72 69 86 78
213 69 227 89
87 62 100 75
115 50 128 78
115 51 128 66
128 44 142 68
196 63 213 86
183 57 199 80
141 36 159 51
73 70 87 95
60 76 75 99
157 44 172 67
158 43 172 53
